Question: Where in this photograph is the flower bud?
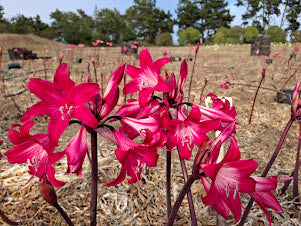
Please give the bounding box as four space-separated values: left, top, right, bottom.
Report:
39 178 57 205
262 68 266 78
195 42 200 54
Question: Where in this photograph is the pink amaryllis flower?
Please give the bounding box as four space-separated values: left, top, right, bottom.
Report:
220 80 230 89
164 60 188 106
123 48 171 107
201 158 258 222
103 130 158 186
272 51 281 57
162 50 168 56
5 122 65 187
20 63 100 145
293 45 301 51
165 106 220 159
248 176 282 225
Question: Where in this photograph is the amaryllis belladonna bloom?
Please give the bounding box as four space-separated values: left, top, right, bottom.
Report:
5 121 65 187
220 80 230 89
20 63 100 145
293 45 301 51
123 48 171 107
103 130 158 186
248 176 282 225
165 106 220 159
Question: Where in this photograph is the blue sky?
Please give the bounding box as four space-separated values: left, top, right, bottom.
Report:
1 0 286 42
1 0 242 25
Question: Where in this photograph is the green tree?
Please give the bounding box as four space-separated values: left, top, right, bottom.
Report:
9 14 35 34
235 0 282 33
196 0 234 43
244 26 259 43
124 0 174 43
39 27 59 40
176 0 200 30
94 8 136 43
50 9 94 44
212 27 229 44
265 25 286 42
32 15 48 35
178 27 201 45
0 6 10 33
155 32 173 46
291 30 301 42
227 26 245 43
284 0 301 33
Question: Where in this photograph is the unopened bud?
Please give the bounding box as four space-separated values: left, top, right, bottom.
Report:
195 42 200 54
262 68 266 78
39 181 57 205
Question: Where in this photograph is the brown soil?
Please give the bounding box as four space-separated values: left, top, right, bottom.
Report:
0 34 300 225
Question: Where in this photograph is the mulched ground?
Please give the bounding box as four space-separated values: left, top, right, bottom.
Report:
0 42 300 225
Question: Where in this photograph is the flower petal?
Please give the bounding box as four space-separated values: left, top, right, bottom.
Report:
53 63 75 91
139 48 153 68
153 57 172 74
65 126 88 177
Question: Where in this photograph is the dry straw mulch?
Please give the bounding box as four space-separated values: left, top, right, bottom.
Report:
0 35 300 225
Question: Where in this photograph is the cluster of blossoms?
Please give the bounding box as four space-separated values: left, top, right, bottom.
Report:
5 49 283 224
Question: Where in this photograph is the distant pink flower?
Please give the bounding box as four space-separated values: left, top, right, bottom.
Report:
13 48 18 52
96 39 103 44
187 43 191 46
78 44 85 48
123 48 171 107
220 80 230 89
131 44 137 49
133 41 139 45
272 51 281 57
123 46 128 52
92 42 99 47
254 49 260 55
293 45 301 51
20 63 100 145
5 122 65 187
162 50 168 56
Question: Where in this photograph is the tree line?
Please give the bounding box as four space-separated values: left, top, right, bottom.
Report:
0 0 300 45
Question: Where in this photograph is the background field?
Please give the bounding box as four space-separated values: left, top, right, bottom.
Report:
0 34 300 225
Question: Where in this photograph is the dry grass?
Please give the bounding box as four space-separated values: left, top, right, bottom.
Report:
0 34 300 225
